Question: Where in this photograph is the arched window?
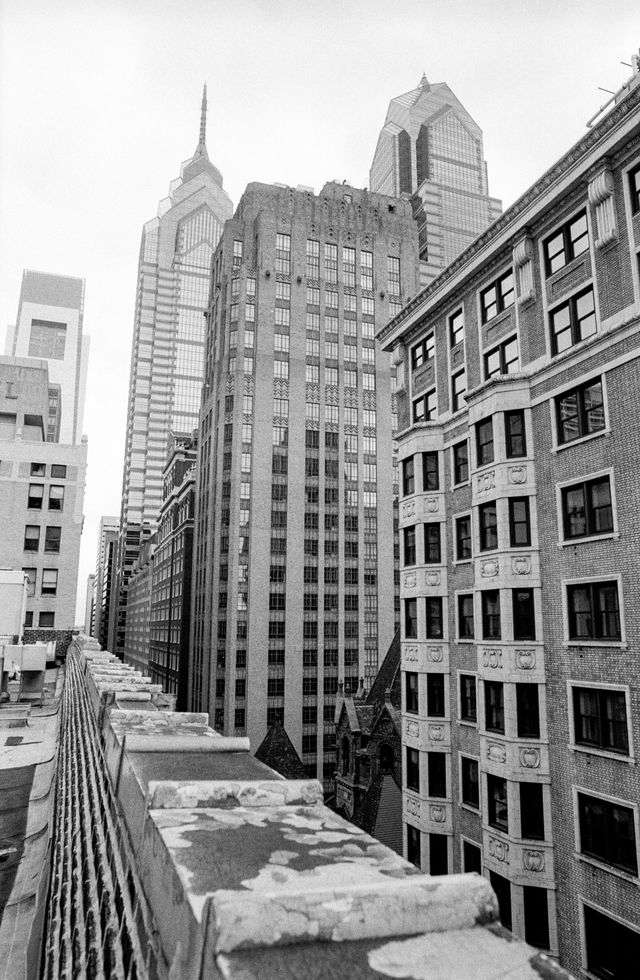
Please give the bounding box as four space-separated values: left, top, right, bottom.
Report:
379 742 394 774
341 737 350 775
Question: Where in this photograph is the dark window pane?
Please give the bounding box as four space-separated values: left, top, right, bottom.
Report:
429 834 448 875
523 887 550 950
520 783 545 840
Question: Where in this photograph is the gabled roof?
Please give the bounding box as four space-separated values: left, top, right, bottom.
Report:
366 629 401 708
353 770 403 855
254 724 305 779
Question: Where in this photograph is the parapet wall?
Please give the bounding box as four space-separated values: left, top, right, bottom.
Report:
42 635 574 979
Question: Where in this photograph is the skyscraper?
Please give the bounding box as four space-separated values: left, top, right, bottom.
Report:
5 270 89 445
114 88 233 658
370 75 502 282
191 181 419 788
93 515 119 647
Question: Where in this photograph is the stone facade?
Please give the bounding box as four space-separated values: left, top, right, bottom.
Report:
380 70 640 978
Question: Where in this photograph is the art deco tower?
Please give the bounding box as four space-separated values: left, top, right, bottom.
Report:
370 75 502 282
113 88 233 657
191 181 419 789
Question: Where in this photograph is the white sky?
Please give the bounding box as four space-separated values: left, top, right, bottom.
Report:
0 0 638 621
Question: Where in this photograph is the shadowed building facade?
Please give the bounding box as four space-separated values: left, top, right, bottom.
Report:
113 88 233 658
191 181 419 789
370 74 502 283
380 66 640 978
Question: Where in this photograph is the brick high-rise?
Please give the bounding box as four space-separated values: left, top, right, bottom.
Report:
378 62 640 978
191 182 419 788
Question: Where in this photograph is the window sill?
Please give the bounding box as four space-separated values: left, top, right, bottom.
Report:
569 744 635 764
454 559 473 566
574 852 639 884
452 480 471 489
458 720 478 729
564 641 627 650
552 428 610 454
456 638 475 645
558 532 620 548
460 802 481 816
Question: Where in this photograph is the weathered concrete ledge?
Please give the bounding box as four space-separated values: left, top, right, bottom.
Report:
52 636 575 980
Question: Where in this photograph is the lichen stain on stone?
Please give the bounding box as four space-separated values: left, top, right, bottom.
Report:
269 850 298 866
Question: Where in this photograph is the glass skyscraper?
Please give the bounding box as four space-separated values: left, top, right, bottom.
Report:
370 75 502 282
113 89 233 657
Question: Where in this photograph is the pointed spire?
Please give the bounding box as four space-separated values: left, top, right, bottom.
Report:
419 72 430 90
194 83 209 160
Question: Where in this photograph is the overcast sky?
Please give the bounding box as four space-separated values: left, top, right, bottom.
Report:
1 0 638 621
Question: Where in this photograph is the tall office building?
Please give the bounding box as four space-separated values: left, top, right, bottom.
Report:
370 75 502 282
5 270 89 445
191 181 419 788
114 88 233 657
378 68 640 977
93 516 119 647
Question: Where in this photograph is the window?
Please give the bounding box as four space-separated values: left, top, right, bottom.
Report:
422 451 439 490
30 462 45 476
513 589 536 641
406 747 420 791
479 502 497 551
480 271 514 323
24 611 33 628
567 581 621 641
489 871 511 930
275 233 291 275
426 597 443 639
485 681 504 733
422 523 441 564
484 336 519 378
455 515 471 561
43 526 61 554
407 825 421 868
572 687 629 754
487 776 508 832
451 370 466 411
460 675 477 722
463 840 482 873
324 242 338 283
556 377 605 445
406 672 419 714
403 526 416 566
428 753 446 797
453 441 468 484
306 239 320 278
24 526 40 552
505 410 526 458
430 834 448 876
386 254 399 293
523 887 550 951
413 390 437 423
461 757 479 809
449 309 464 347
458 595 474 639
562 476 613 539
23 568 36 597
41 569 58 596
49 485 65 511
28 484 44 509
509 497 531 547
578 793 637 874
404 598 417 638
520 783 545 840
38 612 55 628
481 590 500 639
543 211 589 276
402 456 415 496
550 286 597 354
51 464 66 479
630 163 640 214
516 683 540 737
584 903 640 979
476 417 494 466
232 239 243 268
411 334 434 369
427 675 445 717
